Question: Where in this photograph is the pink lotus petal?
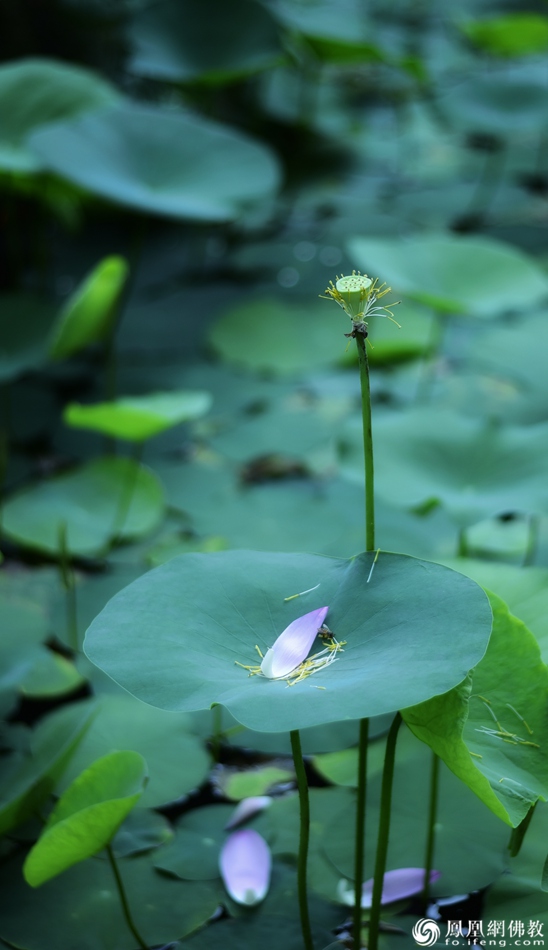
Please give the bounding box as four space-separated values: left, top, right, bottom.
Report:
219 829 271 906
260 606 329 679
362 868 441 908
224 796 272 830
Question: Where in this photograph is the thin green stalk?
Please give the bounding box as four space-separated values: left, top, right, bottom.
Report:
107 441 143 552
457 528 469 558
106 843 149 950
353 717 369 948
368 713 402 950
210 704 223 762
523 514 540 567
421 751 439 909
355 333 375 552
290 729 314 950
58 521 79 652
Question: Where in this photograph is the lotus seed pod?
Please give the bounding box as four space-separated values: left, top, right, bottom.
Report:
335 274 373 317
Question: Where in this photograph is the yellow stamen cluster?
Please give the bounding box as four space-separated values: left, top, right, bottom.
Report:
235 637 346 687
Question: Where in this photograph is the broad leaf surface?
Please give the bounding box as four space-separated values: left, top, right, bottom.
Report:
461 14 548 57
0 851 223 950
321 729 509 895
51 695 210 808
30 101 281 221
24 750 147 886
347 233 548 316
404 594 548 826
128 0 282 84
65 390 212 441
0 57 119 172
339 408 548 527
0 704 93 836
84 549 491 733
2 457 164 556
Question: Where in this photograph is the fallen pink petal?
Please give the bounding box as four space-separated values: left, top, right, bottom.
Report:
219 829 271 906
260 606 329 679
338 868 441 908
224 796 273 830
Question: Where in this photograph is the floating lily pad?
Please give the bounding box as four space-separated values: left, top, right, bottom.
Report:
321 727 509 896
2 457 165 557
222 766 293 801
128 0 282 84
339 408 548 527
347 234 548 316
404 594 548 826
0 57 119 173
49 256 129 361
30 101 281 222
208 297 346 375
112 808 173 857
20 650 85 698
65 390 212 442
49 695 210 808
0 850 223 950
440 70 548 138
24 750 148 887
84 549 491 733
0 703 93 836
154 804 235 881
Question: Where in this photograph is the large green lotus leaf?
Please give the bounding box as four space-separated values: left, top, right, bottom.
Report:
464 312 548 424
84 549 491 733
0 293 57 382
208 297 346 375
367 302 433 364
46 695 210 808
346 233 548 316
210 406 336 472
270 0 385 64
441 71 548 137
112 808 173 858
0 600 50 694
339 408 548 528
0 58 119 173
48 256 129 361
222 765 293 800
442 559 548 662
65 389 212 442
29 101 281 221
0 703 93 837
0 850 223 950
157 460 456 560
2 457 165 557
128 0 282 84
461 14 548 56
24 750 147 887
484 803 548 928
404 594 548 827
20 650 85 699
322 728 508 896
154 803 235 880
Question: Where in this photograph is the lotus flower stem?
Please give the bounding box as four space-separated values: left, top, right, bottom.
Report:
290 729 314 950
355 332 375 553
355 299 374 949
368 713 402 950
353 717 369 947
58 521 78 652
421 750 440 909
106 843 149 950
